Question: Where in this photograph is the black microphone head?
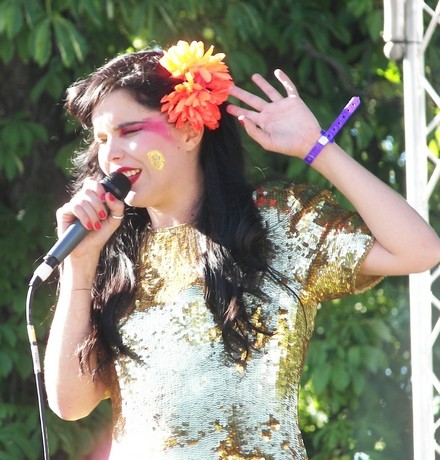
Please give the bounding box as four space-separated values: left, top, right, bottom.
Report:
101 172 132 200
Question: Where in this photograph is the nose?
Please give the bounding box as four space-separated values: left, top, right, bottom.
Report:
100 136 125 164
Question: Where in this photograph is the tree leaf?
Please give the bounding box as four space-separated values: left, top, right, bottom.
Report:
0 350 13 377
362 346 388 373
52 15 88 67
3 0 23 38
331 362 351 392
366 318 392 342
0 36 13 63
31 17 52 66
352 373 366 396
313 362 331 394
347 345 361 367
53 17 73 67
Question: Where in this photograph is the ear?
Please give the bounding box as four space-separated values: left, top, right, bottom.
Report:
179 122 205 152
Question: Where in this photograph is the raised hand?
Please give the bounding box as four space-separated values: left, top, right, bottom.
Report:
227 69 322 159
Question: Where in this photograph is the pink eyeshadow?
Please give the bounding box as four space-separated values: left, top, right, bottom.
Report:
139 117 172 139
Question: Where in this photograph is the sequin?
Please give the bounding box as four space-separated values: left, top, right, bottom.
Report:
107 182 382 459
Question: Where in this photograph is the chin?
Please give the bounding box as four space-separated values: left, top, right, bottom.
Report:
124 192 148 209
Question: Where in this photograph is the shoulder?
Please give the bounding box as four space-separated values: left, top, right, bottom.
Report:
253 181 381 301
253 180 336 216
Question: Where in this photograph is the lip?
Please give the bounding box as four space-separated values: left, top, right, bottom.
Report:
116 166 141 185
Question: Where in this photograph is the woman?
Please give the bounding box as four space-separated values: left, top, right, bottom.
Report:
44 40 440 459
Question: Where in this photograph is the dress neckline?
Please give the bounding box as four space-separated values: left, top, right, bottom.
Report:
147 221 196 234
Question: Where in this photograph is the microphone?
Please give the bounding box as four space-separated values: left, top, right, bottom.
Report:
30 172 131 288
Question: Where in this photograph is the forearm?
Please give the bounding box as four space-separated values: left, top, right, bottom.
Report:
311 143 440 274
44 256 105 420
227 71 440 274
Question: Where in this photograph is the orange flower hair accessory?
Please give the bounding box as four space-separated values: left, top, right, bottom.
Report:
159 40 233 132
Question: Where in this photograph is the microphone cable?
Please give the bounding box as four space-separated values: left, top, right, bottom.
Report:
26 281 50 459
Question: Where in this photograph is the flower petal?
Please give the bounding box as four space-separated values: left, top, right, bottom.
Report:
159 40 234 131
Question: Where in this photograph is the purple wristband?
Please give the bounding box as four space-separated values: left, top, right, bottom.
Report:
304 96 361 165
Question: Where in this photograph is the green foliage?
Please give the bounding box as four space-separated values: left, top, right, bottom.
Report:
300 281 413 458
0 0 438 458
0 113 48 180
45 402 112 459
0 404 42 460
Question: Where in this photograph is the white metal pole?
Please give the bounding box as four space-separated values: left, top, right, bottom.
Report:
402 1 435 459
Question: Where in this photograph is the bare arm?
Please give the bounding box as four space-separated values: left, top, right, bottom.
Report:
44 178 125 420
227 70 440 275
45 257 104 420
311 143 439 275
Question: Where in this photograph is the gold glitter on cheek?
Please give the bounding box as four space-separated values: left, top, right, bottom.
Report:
146 149 165 170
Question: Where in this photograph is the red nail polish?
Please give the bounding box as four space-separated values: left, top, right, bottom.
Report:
238 117 245 126
100 193 106 201
94 222 101 230
108 194 115 202
86 222 93 231
99 210 107 219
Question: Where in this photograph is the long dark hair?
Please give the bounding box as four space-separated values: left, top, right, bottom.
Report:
65 49 275 375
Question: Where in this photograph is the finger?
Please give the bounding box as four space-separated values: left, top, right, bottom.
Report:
274 69 298 98
238 116 272 152
83 179 113 219
225 102 241 117
251 73 284 102
82 179 126 227
226 103 262 121
63 182 107 231
56 200 95 235
56 203 79 237
228 84 268 112
71 198 102 231
104 191 125 221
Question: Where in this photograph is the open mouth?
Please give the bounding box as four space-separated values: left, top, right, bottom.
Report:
117 168 141 184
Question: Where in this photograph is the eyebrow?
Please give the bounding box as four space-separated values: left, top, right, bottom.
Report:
94 117 165 136
94 121 142 135
115 120 145 130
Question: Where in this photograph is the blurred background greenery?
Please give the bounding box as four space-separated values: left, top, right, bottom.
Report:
0 0 439 458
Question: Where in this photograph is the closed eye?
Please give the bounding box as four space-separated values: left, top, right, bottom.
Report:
120 124 144 136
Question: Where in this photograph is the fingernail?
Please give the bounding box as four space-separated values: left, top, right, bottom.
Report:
94 222 101 230
100 193 106 201
86 222 93 231
99 210 107 219
108 194 115 202
238 116 245 126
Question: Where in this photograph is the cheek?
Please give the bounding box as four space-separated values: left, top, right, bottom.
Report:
134 130 171 155
146 149 166 171
97 149 109 174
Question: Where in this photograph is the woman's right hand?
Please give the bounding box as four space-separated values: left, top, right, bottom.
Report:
56 177 126 258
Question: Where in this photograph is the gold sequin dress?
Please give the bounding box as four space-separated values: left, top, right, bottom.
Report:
107 182 382 459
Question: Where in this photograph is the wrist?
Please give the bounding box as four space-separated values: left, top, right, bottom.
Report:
304 96 360 165
60 256 98 287
303 130 333 164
